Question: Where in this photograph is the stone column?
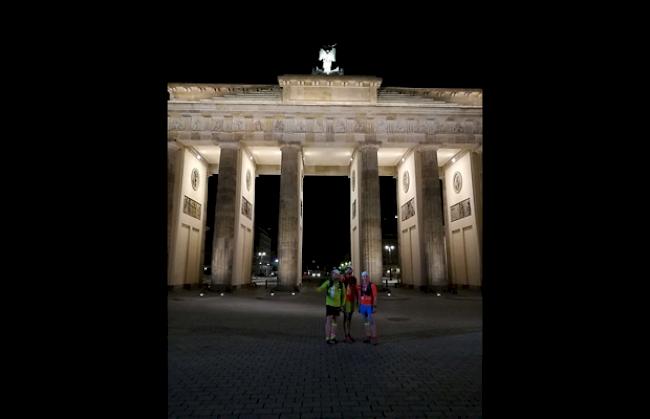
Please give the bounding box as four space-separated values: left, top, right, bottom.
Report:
211 144 240 287
167 143 182 287
470 150 483 286
417 145 447 291
441 171 453 288
357 143 383 283
277 143 302 290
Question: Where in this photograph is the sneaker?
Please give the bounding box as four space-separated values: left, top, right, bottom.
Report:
331 338 338 344
326 339 334 345
348 335 355 343
344 336 352 343
363 337 371 344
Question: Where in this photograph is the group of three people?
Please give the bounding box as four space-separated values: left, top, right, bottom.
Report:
317 267 379 345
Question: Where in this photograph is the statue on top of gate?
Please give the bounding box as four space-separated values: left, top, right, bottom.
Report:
313 44 344 75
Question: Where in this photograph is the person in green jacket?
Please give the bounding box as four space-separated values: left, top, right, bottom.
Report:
317 269 346 344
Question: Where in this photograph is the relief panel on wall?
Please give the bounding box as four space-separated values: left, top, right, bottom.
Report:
450 198 471 222
183 196 202 220
241 196 253 220
401 197 416 221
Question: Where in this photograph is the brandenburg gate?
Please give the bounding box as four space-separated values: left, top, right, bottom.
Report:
168 73 482 292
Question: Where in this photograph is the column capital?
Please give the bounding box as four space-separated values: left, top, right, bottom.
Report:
417 144 440 152
358 141 381 150
167 140 181 152
217 141 240 149
279 141 302 150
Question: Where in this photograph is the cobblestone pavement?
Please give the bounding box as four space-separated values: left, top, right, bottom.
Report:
169 284 482 418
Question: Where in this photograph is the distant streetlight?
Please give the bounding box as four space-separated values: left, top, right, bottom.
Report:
384 245 395 289
257 252 266 275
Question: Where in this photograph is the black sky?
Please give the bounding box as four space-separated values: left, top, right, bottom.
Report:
167 35 485 89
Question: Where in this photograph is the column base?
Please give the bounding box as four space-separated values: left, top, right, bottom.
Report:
447 283 482 293
421 284 451 293
271 284 301 292
168 284 201 291
208 284 238 293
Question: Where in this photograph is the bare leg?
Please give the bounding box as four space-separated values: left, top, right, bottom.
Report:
325 316 332 340
364 316 371 341
331 317 338 340
369 314 377 344
347 313 355 341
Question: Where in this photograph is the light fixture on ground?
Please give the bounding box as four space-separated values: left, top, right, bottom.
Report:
220 293 224 296
200 293 204 297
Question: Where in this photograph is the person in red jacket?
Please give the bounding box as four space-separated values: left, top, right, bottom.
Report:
358 271 379 345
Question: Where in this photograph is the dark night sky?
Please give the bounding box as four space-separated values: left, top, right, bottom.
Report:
191 34 483 270
167 34 485 89
205 174 398 271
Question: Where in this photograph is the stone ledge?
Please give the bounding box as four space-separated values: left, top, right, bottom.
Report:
278 75 382 105
278 75 382 88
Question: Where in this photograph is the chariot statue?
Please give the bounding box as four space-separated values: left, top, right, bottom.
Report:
313 44 344 75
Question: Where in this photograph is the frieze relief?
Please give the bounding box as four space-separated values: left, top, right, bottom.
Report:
296 118 306 133
374 118 387 133
305 118 314 133
169 116 184 131
407 119 417 133
388 119 406 134
167 112 481 139
244 116 254 131
264 117 273 132
334 119 346 133
232 117 245 132
326 119 335 133
253 118 263 132
213 117 223 131
222 116 232 132
314 118 325 133
286 118 297 132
